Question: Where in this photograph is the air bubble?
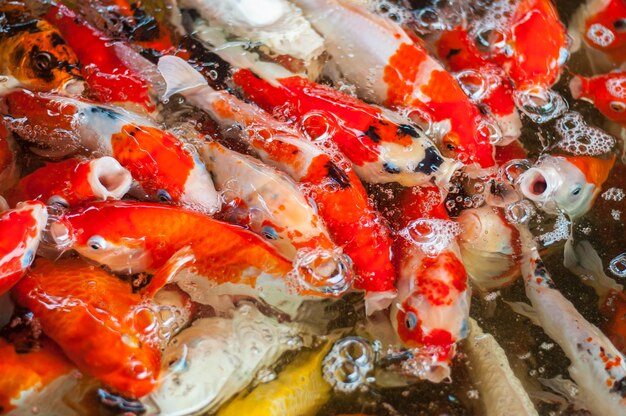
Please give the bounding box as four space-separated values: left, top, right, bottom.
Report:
602 187 625 201
505 200 535 224
555 112 614 156
293 248 353 295
514 87 567 123
400 218 461 256
609 253 626 278
606 77 626 99
586 23 615 47
322 337 374 393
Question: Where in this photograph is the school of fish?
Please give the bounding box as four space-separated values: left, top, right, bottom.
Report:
0 0 625 414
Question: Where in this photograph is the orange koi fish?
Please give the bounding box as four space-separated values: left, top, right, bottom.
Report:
1 89 220 213
389 186 470 382
486 0 569 90
0 123 19 194
293 0 496 169
158 56 397 311
570 0 626 65
571 71 626 124
231 68 459 187
0 337 73 413
434 25 522 144
44 4 155 112
202 142 352 294
0 2 83 93
7 157 132 208
12 258 161 398
0 201 47 296
50 201 293 297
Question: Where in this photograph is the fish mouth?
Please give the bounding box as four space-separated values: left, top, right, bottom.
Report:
60 78 86 96
88 157 132 201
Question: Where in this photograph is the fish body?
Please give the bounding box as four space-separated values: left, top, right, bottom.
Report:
0 2 83 93
232 68 459 187
158 56 396 307
7 157 131 208
45 4 155 112
519 251 626 415
12 258 162 398
293 0 496 168
0 201 47 296
434 25 522 144
571 71 626 124
390 186 470 382
52 201 292 295
1 89 220 213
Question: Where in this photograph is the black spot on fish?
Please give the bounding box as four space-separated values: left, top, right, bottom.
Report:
446 48 462 60
178 35 231 90
416 146 443 175
49 32 65 47
326 162 351 189
363 125 382 143
611 377 626 397
97 389 146 415
90 106 120 120
397 123 420 138
383 163 401 174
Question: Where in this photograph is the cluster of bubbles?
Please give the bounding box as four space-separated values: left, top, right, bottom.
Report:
586 23 616 48
606 77 626 100
602 187 625 202
555 111 615 156
368 0 412 25
537 212 571 246
322 336 375 393
400 218 461 257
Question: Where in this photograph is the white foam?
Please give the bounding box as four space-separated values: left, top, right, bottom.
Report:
555 111 615 156
606 77 626 99
586 23 615 47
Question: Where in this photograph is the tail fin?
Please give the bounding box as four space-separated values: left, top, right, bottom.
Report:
157 55 208 100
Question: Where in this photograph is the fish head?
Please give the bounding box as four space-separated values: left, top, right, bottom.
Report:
582 0 626 57
518 154 615 218
571 73 626 123
10 21 83 93
50 203 151 274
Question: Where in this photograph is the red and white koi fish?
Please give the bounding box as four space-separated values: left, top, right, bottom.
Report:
292 0 496 169
158 56 397 312
202 141 352 294
511 249 626 415
571 71 626 124
0 123 19 194
0 201 47 296
1 89 220 213
49 200 294 297
178 0 324 66
44 4 155 112
433 25 522 144
456 204 533 291
518 153 615 218
12 258 162 398
7 157 131 208
570 0 626 66
390 186 470 382
230 67 459 187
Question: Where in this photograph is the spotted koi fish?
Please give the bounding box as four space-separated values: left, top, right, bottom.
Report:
571 71 626 124
1 89 220 213
0 1 83 93
0 201 47 296
158 56 397 312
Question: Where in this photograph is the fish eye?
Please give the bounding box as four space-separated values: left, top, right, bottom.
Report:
614 19 626 32
157 189 172 202
405 311 418 330
47 195 69 208
87 235 106 251
571 185 583 196
446 143 457 151
261 226 279 240
33 52 54 71
609 101 626 112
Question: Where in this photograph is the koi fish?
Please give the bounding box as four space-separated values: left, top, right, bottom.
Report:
231 68 460 187
517 153 616 218
0 2 83 93
456 205 532 291
0 201 47 296
389 186 470 382
158 56 397 311
511 249 626 415
44 4 155 112
433 25 522 144
7 157 132 208
0 337 75 414
49 200 293 298
12 258 162 398
570 71 626 124
0 123 19 194
292 0 496 169
202 141 352 294
178 0 324 66
570 0 626 65
1 89 220 213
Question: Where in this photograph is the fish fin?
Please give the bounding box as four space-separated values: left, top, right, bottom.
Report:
537 376 587 412
568 75 585 100
157 55 208 101
143 246 196 297
364 289 397 316
506 301 541 326
564 238 623 298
